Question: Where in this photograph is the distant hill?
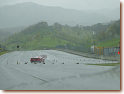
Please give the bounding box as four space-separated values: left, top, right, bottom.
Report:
0 30 11 41
3 20 120 52
0 26 25 33
3 22 92 52
0 2 120 28
91 20 120 47
0 26 25 41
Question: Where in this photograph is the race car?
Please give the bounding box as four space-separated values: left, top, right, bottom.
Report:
30 55 47 64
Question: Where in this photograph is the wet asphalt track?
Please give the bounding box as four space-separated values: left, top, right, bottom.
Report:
0 50 120 90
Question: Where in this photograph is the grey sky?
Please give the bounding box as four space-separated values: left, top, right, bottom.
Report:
0 0 120 10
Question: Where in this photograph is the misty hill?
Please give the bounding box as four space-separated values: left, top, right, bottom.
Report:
97 8 120 20
0 30 11 41
89 20 120 47
0 26 25 41
3 19 120 52
0 2 119 28
0 26 25 33
3 22 92 52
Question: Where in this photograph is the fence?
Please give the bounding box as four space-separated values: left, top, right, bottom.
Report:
92 46 120 56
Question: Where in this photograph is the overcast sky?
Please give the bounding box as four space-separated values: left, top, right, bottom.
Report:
0 0 120 10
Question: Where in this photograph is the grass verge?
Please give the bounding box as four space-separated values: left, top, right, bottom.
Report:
86 63 120 66
0 51 8 56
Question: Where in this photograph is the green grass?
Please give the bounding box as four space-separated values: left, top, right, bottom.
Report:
86 63 120 66
97 38 120 47
5 34 71 50
0 51 8 56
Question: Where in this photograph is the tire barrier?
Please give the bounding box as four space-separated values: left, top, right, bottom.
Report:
25 62 28 64
17 61 19 64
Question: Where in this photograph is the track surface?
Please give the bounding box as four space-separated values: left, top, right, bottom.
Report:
0 50 120 90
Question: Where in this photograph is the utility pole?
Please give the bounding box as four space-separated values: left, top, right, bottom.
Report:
91 31 95 53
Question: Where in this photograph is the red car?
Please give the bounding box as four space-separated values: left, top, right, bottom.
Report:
30 55 47 64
